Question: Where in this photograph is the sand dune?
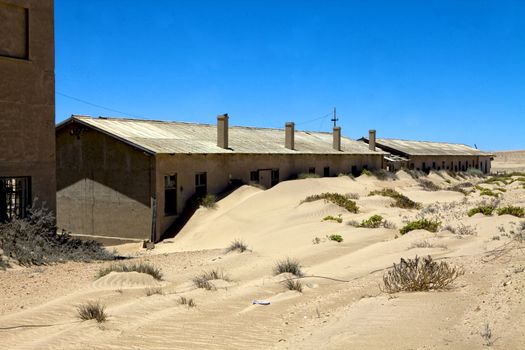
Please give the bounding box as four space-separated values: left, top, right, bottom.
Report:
1 170 525 349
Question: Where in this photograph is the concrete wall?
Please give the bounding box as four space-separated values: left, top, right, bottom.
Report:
154 153 383 240
0 0 56 213
56 123 154 241
408 155 491 174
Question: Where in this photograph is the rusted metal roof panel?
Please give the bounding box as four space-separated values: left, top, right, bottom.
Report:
66 116 382 155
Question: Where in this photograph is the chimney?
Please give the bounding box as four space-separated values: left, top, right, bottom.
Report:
217 113 229 149
333 126 341 151
369 129 376 151
285 122 295 150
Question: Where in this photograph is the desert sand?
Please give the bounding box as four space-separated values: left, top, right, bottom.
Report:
1 170 525 349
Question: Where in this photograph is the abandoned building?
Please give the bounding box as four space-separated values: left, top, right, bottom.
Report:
0 0 56 222
359 130 493 173
56 115 383 242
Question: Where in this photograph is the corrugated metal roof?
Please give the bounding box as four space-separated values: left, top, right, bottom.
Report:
372 138 492 156
61 115 382 155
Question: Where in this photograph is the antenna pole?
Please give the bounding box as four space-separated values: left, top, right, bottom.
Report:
331 107 339 127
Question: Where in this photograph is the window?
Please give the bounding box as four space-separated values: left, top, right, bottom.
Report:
0 3 29 59
250 171 259 182
0 176 31 222
323 167 330 177
308 167 316 174
432 162 436 169
351 165 358 176
164 175 177 216
195 172 207 196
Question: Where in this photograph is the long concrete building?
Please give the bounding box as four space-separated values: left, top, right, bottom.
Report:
0 0 56 221
359 130 492 173
56 115 384 242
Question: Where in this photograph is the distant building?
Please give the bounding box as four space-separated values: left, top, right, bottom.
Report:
56 115 384 242
359 130 492 173
0 0 56 221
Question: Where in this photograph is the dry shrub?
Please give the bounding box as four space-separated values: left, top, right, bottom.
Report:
284 278 303 292
193 268 230 290
0 206 114 267
97 262 163 280
301 193 359 213
178 296 196 307
77 301 108 322
417 179 440 191
382 255 463 293
145 287 163 296
274 257 303 277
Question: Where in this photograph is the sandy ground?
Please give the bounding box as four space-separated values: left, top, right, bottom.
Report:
1 170 525 349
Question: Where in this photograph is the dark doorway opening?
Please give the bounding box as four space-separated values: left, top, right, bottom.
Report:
0 177 31 222
323 167 330 177
164 174 177 216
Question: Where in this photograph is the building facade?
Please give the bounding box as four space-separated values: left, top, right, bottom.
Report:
56 115 383 242
359 131 492 174
0 0 56 221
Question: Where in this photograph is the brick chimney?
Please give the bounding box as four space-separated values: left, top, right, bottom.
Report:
217 114 229 149
285 122 295 150
333 127 341 151
369 129 376 151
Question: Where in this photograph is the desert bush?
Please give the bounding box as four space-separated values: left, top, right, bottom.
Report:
225 239 249 253
274 257 303 277
359 214 384 228
446 182 473 195
322 215 343 223
496 206 525 218
361 169 372 176
0 206 115 267
302 193 358 213
345 192 360 200
372 169 398 181
478 188 499 197
146 287 163 296
467 205 495 217
200 194 217 208
382 220 397 229
298 172 320 179
442 223 476 236
328 234 343 243
369 189 421 209
406 169 426 179
193 268 230 290
178 296 196 307
382 255 463 293
77 301 108 322
312 237 322 244
97 262 163 281
399 219 441 235
284 278 303 292
347 219 360 227
408 240 447 250
417 179 440 191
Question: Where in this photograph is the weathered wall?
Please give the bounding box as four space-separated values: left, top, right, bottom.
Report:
56 123 154 240
0 0 56 212
408 155 491 174
154 153 383 239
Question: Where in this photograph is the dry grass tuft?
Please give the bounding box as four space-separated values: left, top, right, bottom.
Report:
382 255 463 293
77 301 108 322
284 278 303 292
225 239 249 253
178 296 196 307
97 262 163 280
274 257 304 277
193 269 230 290
145 287 163 296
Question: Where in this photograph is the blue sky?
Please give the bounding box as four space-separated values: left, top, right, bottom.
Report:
55 1 525 151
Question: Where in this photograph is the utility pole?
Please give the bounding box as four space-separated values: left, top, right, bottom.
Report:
331 107 339 127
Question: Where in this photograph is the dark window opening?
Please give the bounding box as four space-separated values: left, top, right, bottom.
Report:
308 167 316 174
432 162 436 169
195 172 207 196
351 165 358 176
323 167 330 177
250 171 259 182
271 169 279 187
0 176 31 222
409 163 415 170
422 162 426 172
164 175 177 216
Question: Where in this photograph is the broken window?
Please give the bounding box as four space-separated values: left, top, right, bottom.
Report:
250 171 259 183
0 176 31 222
164 175 177 216
195 172 207 196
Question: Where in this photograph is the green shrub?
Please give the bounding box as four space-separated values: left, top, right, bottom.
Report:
399 219 441 235
496 206 525 218
274 257 303 276
298 173 321 179
97 262 163 280
361 169 372 176
467 205 495 217
200 194 217 208
328 234 343 243
322 215 343 223
368 189 421 209
302 193 359 213
359 214 384 228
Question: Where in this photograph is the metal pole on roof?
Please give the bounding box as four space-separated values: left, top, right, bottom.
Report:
331 107 339 127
